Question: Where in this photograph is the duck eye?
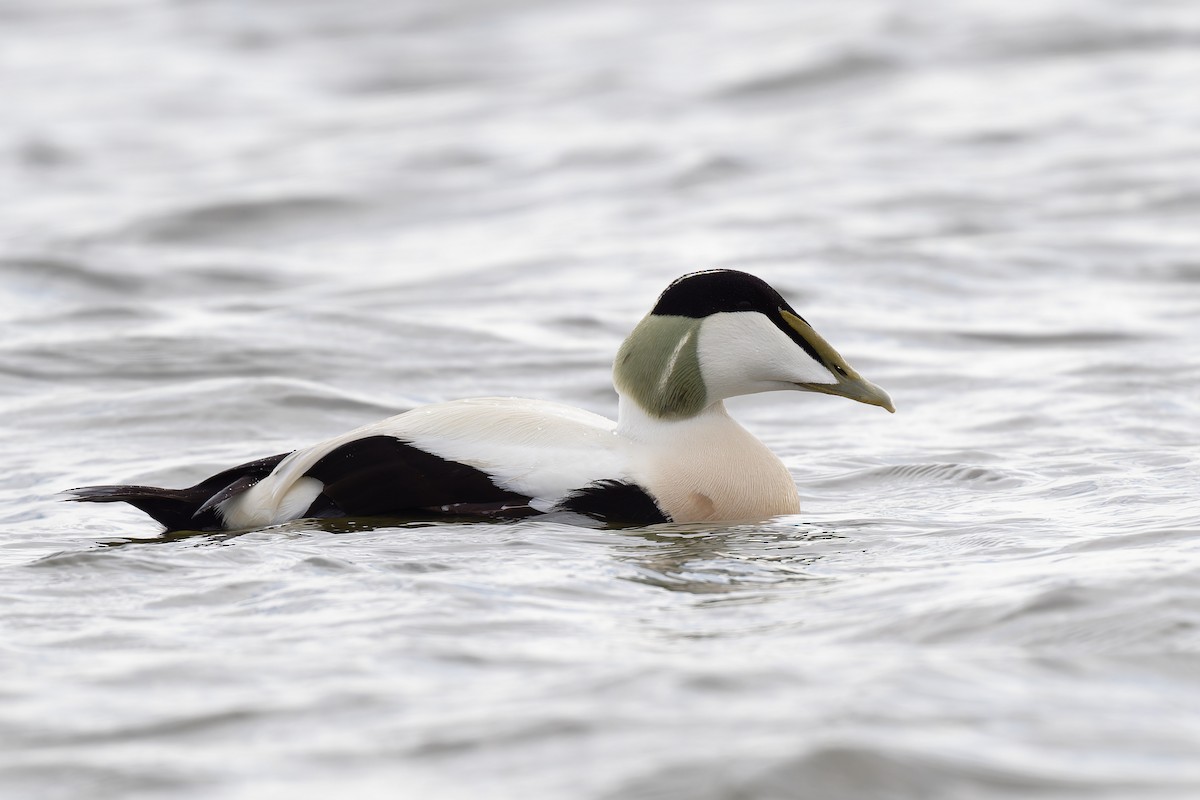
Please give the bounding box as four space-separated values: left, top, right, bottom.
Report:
736 300 753 310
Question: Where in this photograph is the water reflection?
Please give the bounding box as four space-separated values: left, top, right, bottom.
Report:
611 522 848 595
96 526 256 549
90 516 852 602
93 514 504 550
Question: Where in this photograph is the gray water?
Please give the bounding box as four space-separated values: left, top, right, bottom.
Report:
4 0 1200 797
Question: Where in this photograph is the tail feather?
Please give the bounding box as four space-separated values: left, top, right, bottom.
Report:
70 451 290 532
69 484 218 531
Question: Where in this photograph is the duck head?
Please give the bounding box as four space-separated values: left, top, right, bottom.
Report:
613 269 895 420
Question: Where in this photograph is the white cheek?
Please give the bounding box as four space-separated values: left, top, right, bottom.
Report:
697 313 836 399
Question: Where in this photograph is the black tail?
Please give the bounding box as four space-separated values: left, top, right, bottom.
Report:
70 452 290 531
68 484 224 532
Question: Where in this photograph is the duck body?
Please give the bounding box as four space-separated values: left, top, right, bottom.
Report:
71 270 893 531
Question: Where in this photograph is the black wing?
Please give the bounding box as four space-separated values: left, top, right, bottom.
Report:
301 435 533 518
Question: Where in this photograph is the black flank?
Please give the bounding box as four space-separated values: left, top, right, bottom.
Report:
302 435 532 518
557 479 670 525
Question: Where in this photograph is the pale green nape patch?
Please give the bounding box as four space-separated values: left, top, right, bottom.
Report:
613 315 707 419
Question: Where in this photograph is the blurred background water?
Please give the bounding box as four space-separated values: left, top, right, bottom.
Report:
3 0 1200 797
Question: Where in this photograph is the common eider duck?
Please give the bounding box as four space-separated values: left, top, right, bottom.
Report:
70 269 894 530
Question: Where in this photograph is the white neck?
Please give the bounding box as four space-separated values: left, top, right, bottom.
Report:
615 393 730 441
615 392 801 521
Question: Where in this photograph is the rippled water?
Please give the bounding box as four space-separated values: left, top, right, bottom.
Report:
4 0 1200 797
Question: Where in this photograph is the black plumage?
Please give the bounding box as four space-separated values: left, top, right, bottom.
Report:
558 479 669 525
301 435 533 518
650 269 824 364
69 453 289 531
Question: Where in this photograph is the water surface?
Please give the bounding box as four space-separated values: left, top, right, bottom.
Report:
3 0 1200 797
